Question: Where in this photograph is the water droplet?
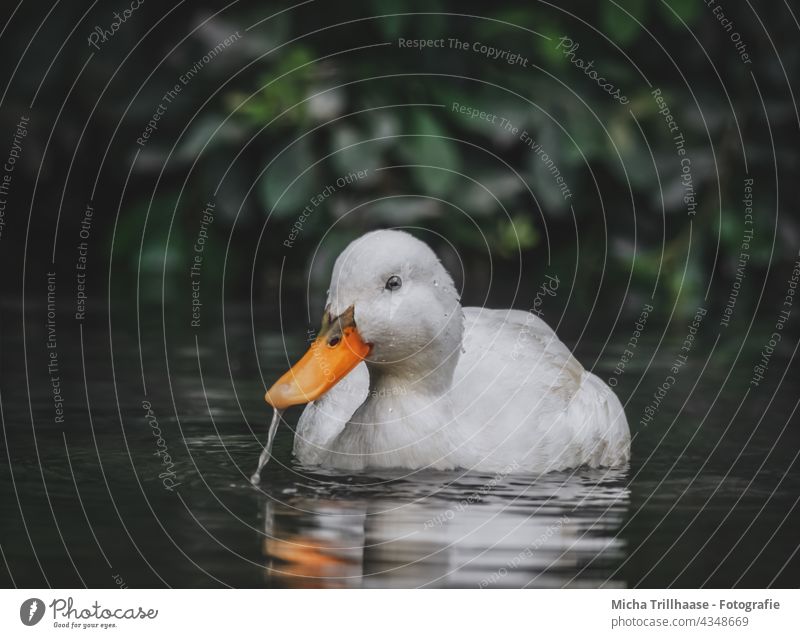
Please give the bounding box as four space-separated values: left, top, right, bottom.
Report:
251 408 284 485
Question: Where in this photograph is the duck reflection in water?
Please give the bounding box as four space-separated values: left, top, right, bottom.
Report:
260 466 630 588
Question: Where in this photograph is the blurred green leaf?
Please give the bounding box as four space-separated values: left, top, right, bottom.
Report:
527 124 572 214
402 111 461 196
496 214 539 257
715 208 741 251
230 46 315 128
377 7 407 41
601 0 647 45
114 191 189 303
330 124 382 176
608 115 655 189
178 114 242 160
259 138 318 217
659 0 702 27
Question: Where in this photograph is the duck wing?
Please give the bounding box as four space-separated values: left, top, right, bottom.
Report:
451 307 630 472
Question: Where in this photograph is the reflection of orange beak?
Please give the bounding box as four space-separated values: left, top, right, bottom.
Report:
265 306 371 409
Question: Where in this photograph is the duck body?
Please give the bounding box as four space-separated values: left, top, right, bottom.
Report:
265 229 630 474
294 306 630 472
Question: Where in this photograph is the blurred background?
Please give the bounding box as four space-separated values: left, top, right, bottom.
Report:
1 0 797 317
1 1 798 588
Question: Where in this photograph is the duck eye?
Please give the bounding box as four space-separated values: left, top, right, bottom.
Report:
328 335 341 347
385 275 402 291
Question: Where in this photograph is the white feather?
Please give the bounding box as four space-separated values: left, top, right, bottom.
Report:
291 230 630 472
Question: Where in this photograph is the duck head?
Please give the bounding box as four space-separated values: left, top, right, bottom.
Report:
265 230 464 409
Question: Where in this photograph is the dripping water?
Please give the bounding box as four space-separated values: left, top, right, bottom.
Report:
250 408 284 486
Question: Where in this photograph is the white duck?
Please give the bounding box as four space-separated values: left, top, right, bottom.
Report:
265 230 630 473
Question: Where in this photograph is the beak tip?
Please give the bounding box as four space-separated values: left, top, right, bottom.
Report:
264 387 283 409
265 383 302 410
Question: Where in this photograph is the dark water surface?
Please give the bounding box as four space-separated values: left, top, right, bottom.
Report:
2 308 798 588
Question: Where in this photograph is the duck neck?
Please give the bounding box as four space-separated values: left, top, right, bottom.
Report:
365 345 459 401
363 306 464 416
355 358 458 437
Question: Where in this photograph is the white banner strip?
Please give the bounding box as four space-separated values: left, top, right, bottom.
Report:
2 589 797 637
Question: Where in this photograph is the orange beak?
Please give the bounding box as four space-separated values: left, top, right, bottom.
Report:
265 306 371 409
